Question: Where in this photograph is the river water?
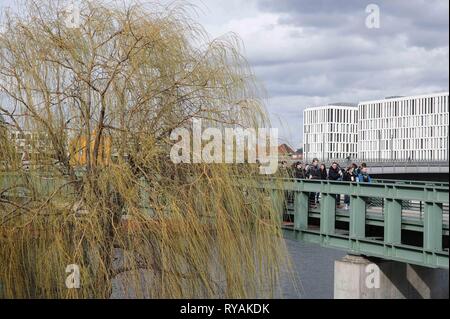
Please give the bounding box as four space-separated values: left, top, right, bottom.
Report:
111 239 346 299
279 239 346 299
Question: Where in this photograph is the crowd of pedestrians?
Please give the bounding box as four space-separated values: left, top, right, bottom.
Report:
283 158 372 210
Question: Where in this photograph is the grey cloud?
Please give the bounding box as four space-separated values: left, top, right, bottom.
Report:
2 0 446 148
258 0 449 50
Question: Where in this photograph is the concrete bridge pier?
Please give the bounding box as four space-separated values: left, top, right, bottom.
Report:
334 255 449 299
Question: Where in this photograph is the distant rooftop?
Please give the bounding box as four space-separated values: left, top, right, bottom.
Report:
360 92 449 104
328 102 358 107
385 96 405 99
304 103 358 111
278 143 295 155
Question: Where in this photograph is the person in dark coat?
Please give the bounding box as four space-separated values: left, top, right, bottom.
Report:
343 165 356 210
328 162 343 207
316 163 327 204
319 164 327 180
328 162 342 181
307 158 321 207
278 160 290 178
307 158 321 180
293 161 306 179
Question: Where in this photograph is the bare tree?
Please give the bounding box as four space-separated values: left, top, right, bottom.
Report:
0 0 291 298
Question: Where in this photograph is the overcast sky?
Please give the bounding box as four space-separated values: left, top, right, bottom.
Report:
192 0 449 148
1 0 448 148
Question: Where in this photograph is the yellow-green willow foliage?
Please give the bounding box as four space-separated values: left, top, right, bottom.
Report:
0 0 292 298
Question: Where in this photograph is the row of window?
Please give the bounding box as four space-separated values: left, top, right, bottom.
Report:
360 149 448 161
329 143 357 153
304 133 357 144
304 142 357 152
359 113 449 130
304 123 358 134
359 95 448 120
359 138 448 151
304 107 358 125
304 152 358 162
304 123 325 134
359 126 448 141
10 132 47 141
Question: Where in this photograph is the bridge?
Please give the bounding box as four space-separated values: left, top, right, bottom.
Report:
254 177 449 298
1 172 449 298
256 177 449 268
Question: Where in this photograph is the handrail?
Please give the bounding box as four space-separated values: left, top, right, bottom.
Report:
235 175 449 188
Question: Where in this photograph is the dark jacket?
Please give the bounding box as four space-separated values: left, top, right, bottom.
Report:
328 166 342 181
320 168 327 180
307 165 321 180
294 167 306 179
343 170 356 182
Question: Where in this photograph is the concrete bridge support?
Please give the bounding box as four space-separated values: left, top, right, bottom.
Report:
334 255 449 299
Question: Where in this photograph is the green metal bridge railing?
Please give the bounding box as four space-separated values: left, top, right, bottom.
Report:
255 177 449 269
2 172 449 269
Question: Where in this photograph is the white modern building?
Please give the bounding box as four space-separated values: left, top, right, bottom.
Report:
358 92 449 161
303 104 358 162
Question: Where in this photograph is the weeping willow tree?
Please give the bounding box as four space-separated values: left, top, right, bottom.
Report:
0 0 292 298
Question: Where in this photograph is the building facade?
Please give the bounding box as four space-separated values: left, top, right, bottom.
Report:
358 92 449 161
8 129 53 162
69 131 112 166
303 104 358 162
